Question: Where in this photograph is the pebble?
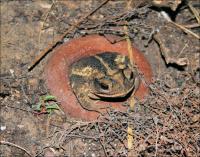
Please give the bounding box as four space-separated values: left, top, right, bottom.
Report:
28 78 38 90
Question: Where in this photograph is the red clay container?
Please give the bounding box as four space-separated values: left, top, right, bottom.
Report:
44 35 152 121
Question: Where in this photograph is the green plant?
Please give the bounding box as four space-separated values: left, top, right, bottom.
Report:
32 95 60 115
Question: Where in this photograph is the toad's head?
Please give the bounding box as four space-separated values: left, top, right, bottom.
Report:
70 52 139 100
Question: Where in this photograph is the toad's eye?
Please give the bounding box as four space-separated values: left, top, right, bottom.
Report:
94 78 110 91
99 82 109 90
123 68 134 80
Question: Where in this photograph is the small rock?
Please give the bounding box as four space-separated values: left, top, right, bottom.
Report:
44 149 55 157
0 126 6 131
28 78 38 90
191 115 200 123
9 69 14 77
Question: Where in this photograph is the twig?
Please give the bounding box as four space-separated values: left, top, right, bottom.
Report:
28 0 110 71
0 141 33 157
1 104 32 113
169 21 200 40
20 84 31 103
177 43 188 58
65 134 99 140
188 2 200 25
38 0 56 52
99 139 108 157
124 25 134 66
183 23 200 29
153 117 159 157
124 17 135 156
160 11 200 40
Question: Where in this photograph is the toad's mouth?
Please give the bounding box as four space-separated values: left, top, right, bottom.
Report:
88 87 135 103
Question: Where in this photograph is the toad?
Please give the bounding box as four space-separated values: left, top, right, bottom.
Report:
69 52 140 112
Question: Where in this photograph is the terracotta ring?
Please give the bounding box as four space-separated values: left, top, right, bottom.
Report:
44 35 152 121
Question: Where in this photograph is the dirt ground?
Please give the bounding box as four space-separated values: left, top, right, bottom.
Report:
0 0 199 157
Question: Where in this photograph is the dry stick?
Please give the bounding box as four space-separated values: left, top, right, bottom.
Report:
1 104 32 113
188 2 200 25
169 21 200 40
28 0 110 71
124 25 135 154
0 141 32 157
38 1 56 52
124 2 136 155
154 118 159 157
183 23 200 29
160 11 200 40
99 139 108 157
124 25 134 66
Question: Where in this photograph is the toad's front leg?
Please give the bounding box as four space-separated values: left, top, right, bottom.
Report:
73 84 105 113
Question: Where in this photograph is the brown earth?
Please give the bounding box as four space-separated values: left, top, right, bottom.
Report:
0 0 199 156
